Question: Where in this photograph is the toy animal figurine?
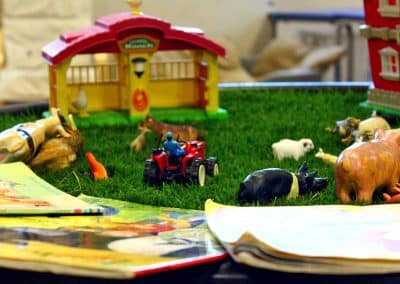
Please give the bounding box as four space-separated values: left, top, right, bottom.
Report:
326 115 390 145
315 148 337 166
335 128 400 203
386 128 400 135
71 87 89 117
142 114 206 141
0 108 70 163
272 138 314 160
325 116 359 145
383 192 400 203
85 152 108 181
357 116 391 140
129 122 150 152
29 115 83 170
238 161 328 205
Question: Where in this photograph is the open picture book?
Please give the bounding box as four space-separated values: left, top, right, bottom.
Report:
205 199 400 274
0 195 226 279
0 162 102 215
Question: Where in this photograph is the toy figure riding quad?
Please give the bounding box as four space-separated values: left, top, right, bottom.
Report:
143 135 219 187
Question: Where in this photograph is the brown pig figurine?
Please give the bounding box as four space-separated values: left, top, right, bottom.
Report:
335 128 400 203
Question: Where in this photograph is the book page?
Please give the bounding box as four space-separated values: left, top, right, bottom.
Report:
206 199 400 262
0 195 226 279
0 162 102 215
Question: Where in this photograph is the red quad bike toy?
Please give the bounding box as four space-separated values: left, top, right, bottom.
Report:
143 139 219 187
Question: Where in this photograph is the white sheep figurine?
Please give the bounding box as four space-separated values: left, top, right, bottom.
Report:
272 138 314 160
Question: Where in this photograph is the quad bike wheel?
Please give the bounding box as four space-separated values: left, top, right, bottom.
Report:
143 159 161 186
206 157 219 177
187 158 206 187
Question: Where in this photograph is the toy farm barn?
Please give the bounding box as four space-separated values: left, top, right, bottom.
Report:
41 1 226 122
361 0 400 113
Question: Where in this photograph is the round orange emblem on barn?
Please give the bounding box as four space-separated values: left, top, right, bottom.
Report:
132 88 148 111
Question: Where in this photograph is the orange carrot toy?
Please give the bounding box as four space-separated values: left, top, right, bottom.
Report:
85 152 108 181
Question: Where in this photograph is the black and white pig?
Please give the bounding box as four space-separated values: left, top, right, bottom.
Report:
238 162 328 205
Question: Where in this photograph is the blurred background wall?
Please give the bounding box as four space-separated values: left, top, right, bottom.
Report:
97 0 368 82
95 0 363 56
0 0 368 103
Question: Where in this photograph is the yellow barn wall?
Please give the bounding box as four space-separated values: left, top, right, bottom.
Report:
52 60 72 118
127 53 152 117
148 79 197 108
116 53 129 110
202 52 219 113
68 83 122 113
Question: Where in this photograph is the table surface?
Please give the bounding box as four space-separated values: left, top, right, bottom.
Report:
3 258 400 284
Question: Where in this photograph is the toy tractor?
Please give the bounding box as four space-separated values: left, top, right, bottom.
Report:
143 139 219 187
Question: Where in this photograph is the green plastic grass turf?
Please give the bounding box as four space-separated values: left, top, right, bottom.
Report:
1 88 397 210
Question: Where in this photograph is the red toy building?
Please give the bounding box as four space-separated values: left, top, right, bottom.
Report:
361 0 400 112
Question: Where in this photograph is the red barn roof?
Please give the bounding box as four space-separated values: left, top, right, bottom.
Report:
42 13 225 66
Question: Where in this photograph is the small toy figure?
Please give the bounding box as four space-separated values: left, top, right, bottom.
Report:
325 116 359 145
142 115 207 141
29 115 83 170
85 152 108 181
271 138 314 160
143 137 218 187
386 128 400 135
0 108 70 163
383 192 400 203
315 148 337 166
71 87 89 117
163 132 186 159
335 129 400 203
238 161 328 205
129 122 150 152
358 116 391 140
326 115 390 145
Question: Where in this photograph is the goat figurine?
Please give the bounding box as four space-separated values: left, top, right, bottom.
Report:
141 114 206 141
315 148 337 166
130 122 150 152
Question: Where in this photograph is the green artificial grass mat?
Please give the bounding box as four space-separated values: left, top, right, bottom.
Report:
1 88 397 210
70 107 228 127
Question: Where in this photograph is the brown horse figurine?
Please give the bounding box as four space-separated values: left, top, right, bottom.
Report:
141 114 207 141
0 108 71 163
29 114 83 170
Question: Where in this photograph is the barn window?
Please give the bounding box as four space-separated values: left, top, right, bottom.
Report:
150 51 195 81
380 47 400 80
379 0 400 17
66 54 119 85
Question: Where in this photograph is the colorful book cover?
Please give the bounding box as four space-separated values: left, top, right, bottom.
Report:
0 195 227 279
205 199 400 274
0 162 102 215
